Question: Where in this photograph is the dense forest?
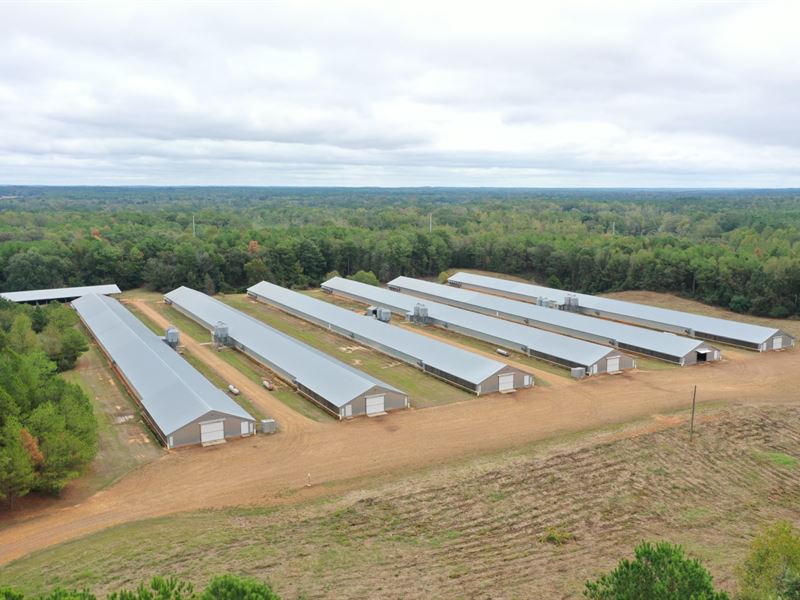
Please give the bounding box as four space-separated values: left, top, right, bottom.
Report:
0 300 95 504
0 187 799 317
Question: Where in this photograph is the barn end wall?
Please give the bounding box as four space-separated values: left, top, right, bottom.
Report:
169 410 255 448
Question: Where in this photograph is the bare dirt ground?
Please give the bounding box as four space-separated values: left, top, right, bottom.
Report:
3 405 799 599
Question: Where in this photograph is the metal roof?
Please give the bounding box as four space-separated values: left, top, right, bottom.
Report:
389 276 713 360
72 294 253 437
322 277 618 368
247 281 509 385
164 287 403 408
2 284 121 303
449 272 784 346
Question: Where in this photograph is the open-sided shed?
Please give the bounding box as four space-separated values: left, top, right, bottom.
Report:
73 294 255 448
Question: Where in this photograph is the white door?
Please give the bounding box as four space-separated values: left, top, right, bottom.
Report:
200 420 225 444
498 373 515 392
523 375 533 387
344 404 352 418
240 421 250 435
773 337 783 350
606 357 620 373
365 395 385 416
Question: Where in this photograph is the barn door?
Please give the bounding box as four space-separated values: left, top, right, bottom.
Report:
365 395 385 416
200 420 225 444
498 373 515 392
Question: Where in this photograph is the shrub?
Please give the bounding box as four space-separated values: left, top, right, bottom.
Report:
738 521 800 600
584 541 728 599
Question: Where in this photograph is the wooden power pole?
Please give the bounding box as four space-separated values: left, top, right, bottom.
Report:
689 385 697 440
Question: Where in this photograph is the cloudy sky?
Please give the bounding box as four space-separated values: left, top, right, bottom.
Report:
1 1 798 187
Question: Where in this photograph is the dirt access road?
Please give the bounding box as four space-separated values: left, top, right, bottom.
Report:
0 302 797 564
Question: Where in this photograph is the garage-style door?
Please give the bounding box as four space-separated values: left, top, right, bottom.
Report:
498 373 515 392
200 420 225 444
773 337 783 350
606 356 620 373
365 395 385 416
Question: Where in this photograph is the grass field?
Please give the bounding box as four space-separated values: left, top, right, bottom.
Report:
219 294 474 408
3 404 798 599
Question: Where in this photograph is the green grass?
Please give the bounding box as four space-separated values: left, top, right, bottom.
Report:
757 451 798 469
218 294 474 408
152 304 213 343
123 303 163 335
634 356 681 371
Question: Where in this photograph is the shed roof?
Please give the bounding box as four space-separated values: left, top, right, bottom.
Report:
390 276 712 359
449 272 784 346
248 281 508 385
2 284 121 303
72 294 252 437
323 277 617 368
165 287 403 408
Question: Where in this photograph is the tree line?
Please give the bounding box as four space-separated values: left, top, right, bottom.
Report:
0 300 95 504
0 187 798 317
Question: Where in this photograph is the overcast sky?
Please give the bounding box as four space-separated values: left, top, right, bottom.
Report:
1 1 798 187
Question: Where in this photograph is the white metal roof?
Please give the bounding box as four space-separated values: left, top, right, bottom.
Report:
247 281 509 385
2 284 121 303
449 272 784 346
389 276 713 360
72 294 253 437
165 287 403 408
322 277 618 368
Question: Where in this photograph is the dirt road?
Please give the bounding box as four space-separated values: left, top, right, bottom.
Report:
1 315 797 565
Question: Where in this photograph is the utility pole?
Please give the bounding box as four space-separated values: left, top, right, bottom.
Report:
689 385 697 440
192 215 196 238
611 221 615 236
429 213 433 233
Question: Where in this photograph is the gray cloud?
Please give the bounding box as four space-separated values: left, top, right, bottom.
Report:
0 0 799 186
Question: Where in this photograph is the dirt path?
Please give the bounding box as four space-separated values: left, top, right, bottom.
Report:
0 331 798 564
130 300 319 435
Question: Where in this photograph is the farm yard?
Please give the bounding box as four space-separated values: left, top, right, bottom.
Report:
2 1 800 593
0 273 797 599
2 404 800 598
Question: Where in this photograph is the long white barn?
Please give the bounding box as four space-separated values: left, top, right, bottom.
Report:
247 281 533 395
322 277 634 375
388 276 720 365
448 272 794 352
